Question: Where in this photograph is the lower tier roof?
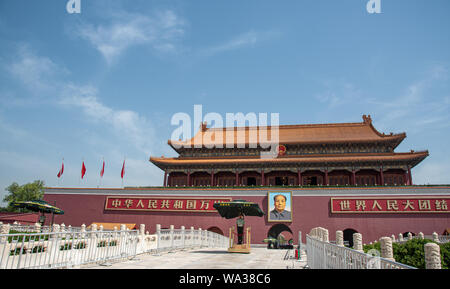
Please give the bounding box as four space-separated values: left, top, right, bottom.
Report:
150 151 428 170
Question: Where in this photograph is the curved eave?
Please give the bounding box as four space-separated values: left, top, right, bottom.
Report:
168 135 406 152
150 151 429 170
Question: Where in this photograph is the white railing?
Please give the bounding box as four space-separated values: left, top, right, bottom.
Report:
156 228 228 254
306 234 416 269
1 224 228 269
0 230 139 269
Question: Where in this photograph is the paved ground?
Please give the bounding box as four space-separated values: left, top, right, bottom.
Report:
82 246 308 269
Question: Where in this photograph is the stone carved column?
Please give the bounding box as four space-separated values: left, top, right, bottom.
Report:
353 233 363 252
336 230 344 246
398 233 403 242
407 232 412 240
380 237 395 262
139 224 145 236
424 243 441 269
322 228 329 243
391 234 396 242
35 222 41 233
0 223 10 243
418 232 424 240
181 226 185 247
432 232 439 243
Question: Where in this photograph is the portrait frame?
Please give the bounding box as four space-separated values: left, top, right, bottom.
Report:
267 191 293 222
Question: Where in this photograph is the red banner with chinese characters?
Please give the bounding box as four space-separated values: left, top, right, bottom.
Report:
104 196 232 212
331 197 450 213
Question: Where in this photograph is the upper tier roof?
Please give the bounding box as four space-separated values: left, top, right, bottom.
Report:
168 115 406 151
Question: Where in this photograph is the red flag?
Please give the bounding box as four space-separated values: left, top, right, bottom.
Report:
121 160 125 179
81 161 86 179
100 160 105 178
57 160 64 178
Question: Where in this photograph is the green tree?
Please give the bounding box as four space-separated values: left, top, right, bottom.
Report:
3 180 45 212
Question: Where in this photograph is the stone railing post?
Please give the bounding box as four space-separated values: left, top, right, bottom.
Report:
190 226 195 248
407 232 412 240
199 228 203 247
34 222 41 233
52 223 60 233
380 237 395 262
391 234 396 242
170 225 174 249
353 233 363 252
81 224 86 238
425 243 441 269
336 230 344 246
90 223 97 239
418 232 424 239
398 233 403 242
156 224 161 251
432 232 439 243
323 228 329 243
0 223 10 243
181 226 185 248
139 224 145 236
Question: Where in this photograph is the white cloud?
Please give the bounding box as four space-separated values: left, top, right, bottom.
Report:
365 64 450 133
59 84 156 154
77 10 185 64
200 30 278 57
7 45 67 92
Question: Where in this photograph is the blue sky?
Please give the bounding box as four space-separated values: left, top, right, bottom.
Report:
1 0 450 204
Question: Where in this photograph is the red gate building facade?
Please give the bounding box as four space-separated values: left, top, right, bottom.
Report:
43 116 449 244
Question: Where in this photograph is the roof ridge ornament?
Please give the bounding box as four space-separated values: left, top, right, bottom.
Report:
362 114 372 124
201 121 208 131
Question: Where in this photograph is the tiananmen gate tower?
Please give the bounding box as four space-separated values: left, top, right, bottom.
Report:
43 115 449 246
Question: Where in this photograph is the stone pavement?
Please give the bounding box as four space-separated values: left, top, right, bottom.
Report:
82 246 308 269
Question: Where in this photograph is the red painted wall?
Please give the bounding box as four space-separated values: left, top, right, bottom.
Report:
43 190 450 245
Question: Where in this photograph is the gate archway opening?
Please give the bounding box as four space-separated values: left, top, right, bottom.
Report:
207 226 224 236
267 224 293 247
343 228 358 247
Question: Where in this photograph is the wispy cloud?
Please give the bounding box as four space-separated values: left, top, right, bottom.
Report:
6 45 159 155
366 64 450 133
200 30 279 57
7 44 68 93
314 81 363 109
77 10 185 64
59 84 157 154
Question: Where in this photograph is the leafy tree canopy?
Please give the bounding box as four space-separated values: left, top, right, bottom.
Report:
3 180 45 212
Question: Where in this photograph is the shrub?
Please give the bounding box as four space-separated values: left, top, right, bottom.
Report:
60 243 72 251
364 238 448 269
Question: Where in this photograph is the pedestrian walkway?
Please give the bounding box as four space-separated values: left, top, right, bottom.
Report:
82 247 308 269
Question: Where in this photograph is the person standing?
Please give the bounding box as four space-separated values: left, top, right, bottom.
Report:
236 214 245 244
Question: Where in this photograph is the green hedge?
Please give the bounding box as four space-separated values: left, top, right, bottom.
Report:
364 238 449 269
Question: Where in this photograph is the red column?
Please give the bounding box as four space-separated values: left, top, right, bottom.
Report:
187 171 191 186
352 170 356 185
235 171 239 186
325 169 329 186
261 170 265 186
163 171 167 187
380 166 384 186
210 170 214 186
408 166 413 185
297 170 302 186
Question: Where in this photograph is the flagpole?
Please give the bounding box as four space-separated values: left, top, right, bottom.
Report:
121 157 125 189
